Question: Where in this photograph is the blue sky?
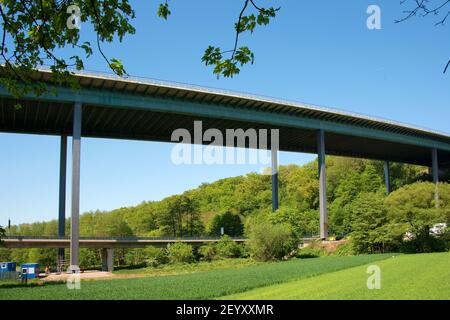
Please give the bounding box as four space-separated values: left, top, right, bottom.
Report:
1 0 449 225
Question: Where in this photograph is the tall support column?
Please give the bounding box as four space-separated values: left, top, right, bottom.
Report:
70 102 82 268
384 161 391 194
432 148 439 208
58 135 67 266
317 130 328 239
271 147 279 212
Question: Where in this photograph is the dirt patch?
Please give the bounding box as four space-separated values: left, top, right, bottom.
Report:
42 270 115 282
321 240 347 253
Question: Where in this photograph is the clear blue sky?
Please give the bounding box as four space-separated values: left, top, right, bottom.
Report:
1 0 449 225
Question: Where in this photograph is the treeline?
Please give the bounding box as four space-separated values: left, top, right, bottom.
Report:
1 156 449 267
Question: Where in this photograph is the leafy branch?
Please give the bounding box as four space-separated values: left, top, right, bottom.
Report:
158 0 280 78
0 0 135 99
396 0 450 73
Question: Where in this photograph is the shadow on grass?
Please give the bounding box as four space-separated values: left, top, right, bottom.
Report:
0 280 66 289
114 263 147 271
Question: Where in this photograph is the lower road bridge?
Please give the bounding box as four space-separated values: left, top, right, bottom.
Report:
1 236 247 249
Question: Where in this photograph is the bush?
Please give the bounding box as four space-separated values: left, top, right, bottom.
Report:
333 241 355 256
246 221 298 261
296 247 325 259
167 243 194 264
296 240 330 259
145 247 169 267
400 236 448 254
198 244 216 261
215 235 243 258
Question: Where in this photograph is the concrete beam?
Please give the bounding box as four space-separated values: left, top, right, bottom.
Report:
58 135 67 265
101 248 114 272
70 103 82 267
271 147 279 212
384 161 391 194
317 130 328 239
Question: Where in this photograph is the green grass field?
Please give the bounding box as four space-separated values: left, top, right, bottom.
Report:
0 254 391 300
113 258 259 277
224 252 450 300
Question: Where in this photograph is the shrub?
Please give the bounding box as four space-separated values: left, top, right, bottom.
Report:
145 247 169 267
296 247 325 259
333 241 356 256
198 244 216 261
400 236 448 254
215 235 243 259
246 221 298 261
167 243 194 264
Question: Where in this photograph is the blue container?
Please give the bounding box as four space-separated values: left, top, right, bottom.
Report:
21 263 40 279
0 262 16 272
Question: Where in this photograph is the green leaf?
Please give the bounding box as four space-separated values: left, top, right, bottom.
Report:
157 2 171 20
110 58 126 77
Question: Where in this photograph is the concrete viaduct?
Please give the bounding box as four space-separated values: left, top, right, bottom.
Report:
1 236 247 271
1 69 449 270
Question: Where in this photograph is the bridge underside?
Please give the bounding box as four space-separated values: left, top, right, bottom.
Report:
1 97 449 167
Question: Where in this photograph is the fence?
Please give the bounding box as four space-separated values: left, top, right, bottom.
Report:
0 271 20 281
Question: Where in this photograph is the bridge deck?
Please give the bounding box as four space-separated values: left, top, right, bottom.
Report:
1 237 248 249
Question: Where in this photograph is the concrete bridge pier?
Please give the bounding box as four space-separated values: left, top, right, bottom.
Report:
271 147 279 212
432 148 440 208
101 248 114 272
384 161 391 194
58 135 67 267
70 102 82 268
317 130 328 240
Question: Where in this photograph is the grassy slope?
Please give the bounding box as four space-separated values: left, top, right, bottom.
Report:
0 254 391 300
223 252 450 300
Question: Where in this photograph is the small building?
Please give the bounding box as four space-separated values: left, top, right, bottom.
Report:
0 262 16 272
21 263 40 279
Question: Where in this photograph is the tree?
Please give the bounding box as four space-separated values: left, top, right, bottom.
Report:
349 192 390 254
0 226 5 246
0 0 280 99
269 206 319 238
209 211 244 237
157 195 202 237
384 182 450 253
